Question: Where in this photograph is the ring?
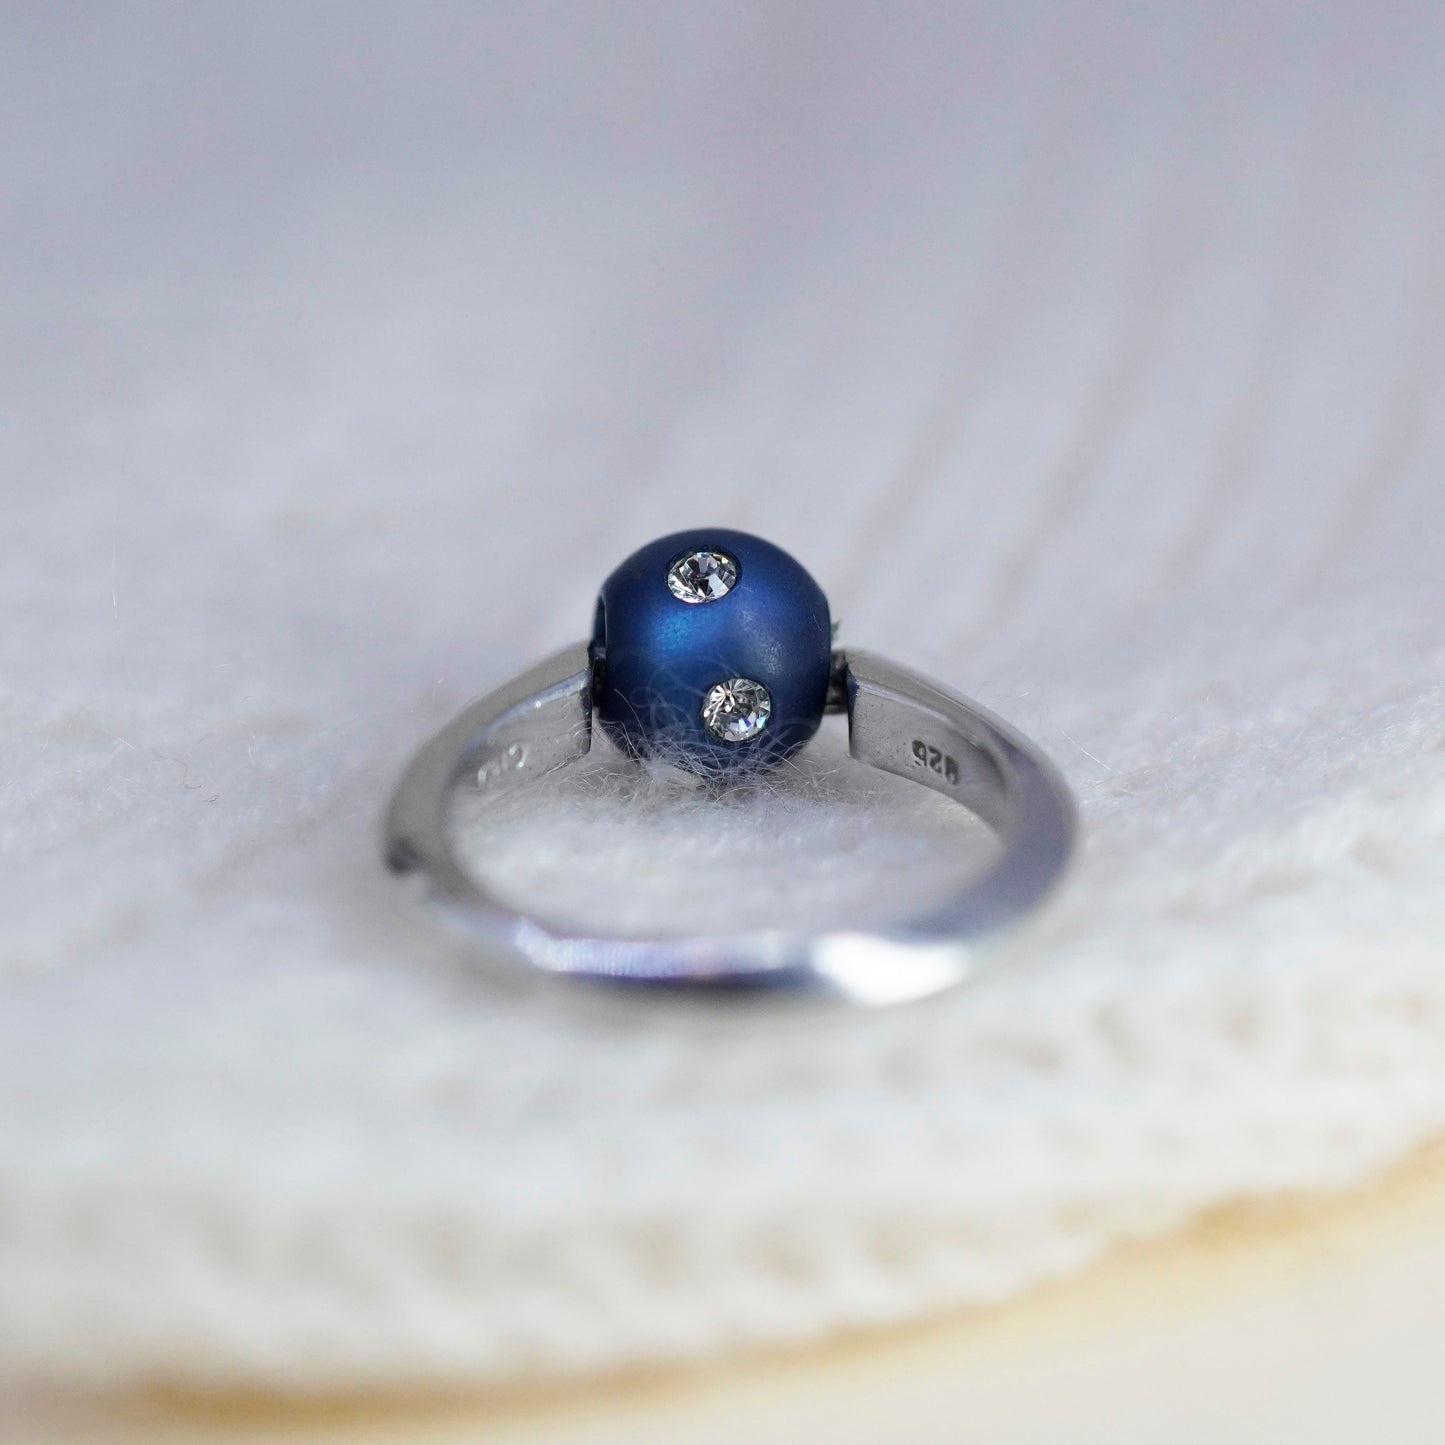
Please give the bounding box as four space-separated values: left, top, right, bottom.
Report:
384 529 1077 1004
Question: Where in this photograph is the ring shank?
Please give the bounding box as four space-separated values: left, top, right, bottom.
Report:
384 643 1075 1003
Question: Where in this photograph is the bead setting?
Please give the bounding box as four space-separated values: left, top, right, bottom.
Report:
591 528 832 775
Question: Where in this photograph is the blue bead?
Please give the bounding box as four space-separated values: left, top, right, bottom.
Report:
591 528 833 775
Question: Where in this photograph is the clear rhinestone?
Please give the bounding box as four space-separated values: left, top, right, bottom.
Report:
701 677 772 743
667 549 738 604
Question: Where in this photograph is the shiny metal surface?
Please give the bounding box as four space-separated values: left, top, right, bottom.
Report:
384 643 1077 1004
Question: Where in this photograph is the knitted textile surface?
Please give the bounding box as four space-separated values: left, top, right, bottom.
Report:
5 2 1445 1390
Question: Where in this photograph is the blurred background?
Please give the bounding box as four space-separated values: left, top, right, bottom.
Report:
5 3 1445 1440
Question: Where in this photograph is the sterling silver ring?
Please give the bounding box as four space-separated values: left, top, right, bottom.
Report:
384 529 1077 1005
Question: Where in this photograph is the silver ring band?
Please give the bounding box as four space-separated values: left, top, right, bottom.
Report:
384 643 1076 1005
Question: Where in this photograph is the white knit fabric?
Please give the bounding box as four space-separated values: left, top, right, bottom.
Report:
5 1 1445 1390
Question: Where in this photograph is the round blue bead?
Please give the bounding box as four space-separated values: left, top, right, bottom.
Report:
591 528 833 775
